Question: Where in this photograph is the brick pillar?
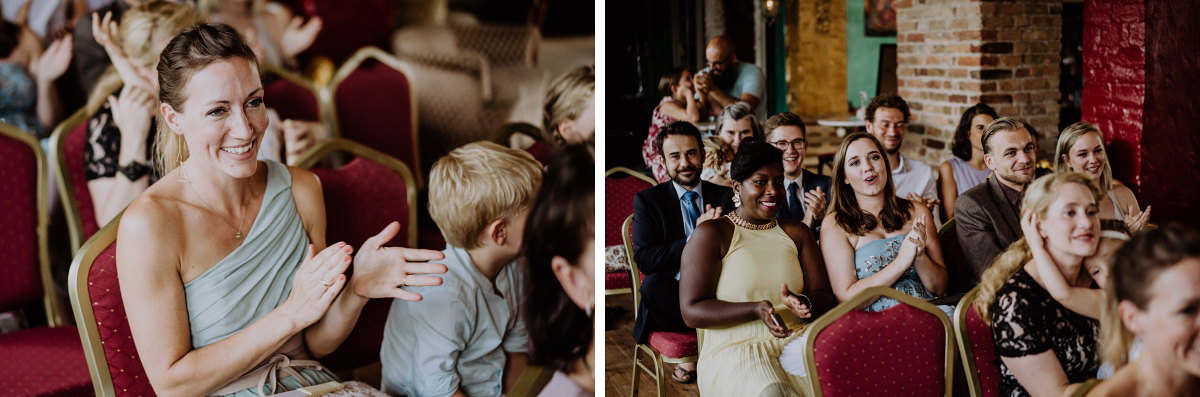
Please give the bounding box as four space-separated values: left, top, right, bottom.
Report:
1084 0 1200 226
895 0 1061 167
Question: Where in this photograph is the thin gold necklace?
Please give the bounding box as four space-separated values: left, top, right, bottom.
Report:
179 162 249 240
726 210 777 230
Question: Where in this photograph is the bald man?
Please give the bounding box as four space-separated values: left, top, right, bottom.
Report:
695 35 766 120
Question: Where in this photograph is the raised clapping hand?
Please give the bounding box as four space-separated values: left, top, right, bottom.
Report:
781 283 812 319
695 204 723 225
281 242 354 328
92 12 157 96
757 300 791 339
802 186 827 224
906 192 940 213
281 16 323 61
108 85 156 146
350 221 448 301
1125 205 1151 233
902 214 928 258
33 34 73 84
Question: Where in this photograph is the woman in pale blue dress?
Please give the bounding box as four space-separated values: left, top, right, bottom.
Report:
820 133 951 315
116 24 446 396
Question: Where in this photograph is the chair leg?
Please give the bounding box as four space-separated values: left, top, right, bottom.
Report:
630 345 641 395
654 353 666 397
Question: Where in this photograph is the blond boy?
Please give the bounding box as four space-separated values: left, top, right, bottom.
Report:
381 142 542 397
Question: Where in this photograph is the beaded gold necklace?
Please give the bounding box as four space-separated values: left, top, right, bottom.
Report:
726 210 778 230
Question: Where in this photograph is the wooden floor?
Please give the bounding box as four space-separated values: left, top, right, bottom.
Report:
604 293 700 397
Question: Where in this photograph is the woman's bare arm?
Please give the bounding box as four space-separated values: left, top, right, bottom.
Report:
1000 352 1081 397
782 221 836 317
938 162 958 220
911 204 949 296
679 220 781 335
117 195 349 397
821 219 918 303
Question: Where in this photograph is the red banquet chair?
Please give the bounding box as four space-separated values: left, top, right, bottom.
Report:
939 217 974 295
795 286 956 397
261 64 324 124
0 122 93 396
50 106 103 254
294 138 419 373
328 47 422 188
622 214 697 396
276 0 394 66
69 213 151 397
954 287 1002 397
603 167 655 295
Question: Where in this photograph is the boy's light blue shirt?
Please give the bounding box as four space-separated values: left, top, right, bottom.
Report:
380 245 528 397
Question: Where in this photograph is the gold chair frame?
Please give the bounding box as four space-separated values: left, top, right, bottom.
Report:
327 47 423 188
795 286 957 397
293 138 420 249
604 166 657 186
0 122 59 327
953 286 988 397
49 107 94 254
938 217 956 237
67 211 123 397
260 62 335 158
623 214 697 396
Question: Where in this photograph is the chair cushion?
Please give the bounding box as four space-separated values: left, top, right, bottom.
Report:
89 242 156 397
813 304 946 397
648 331 698 359
603 175 652 247
604 244 630 273
605 270 630 290
0 326 93 396
264 77 320 122
333 60 418 177
966 303 1002 397
0 131 42 312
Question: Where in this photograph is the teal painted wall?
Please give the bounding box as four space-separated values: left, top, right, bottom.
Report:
846 0 895 108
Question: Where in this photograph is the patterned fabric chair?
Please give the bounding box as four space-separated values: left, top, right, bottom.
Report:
262 63 323 124
624 214 697 397
328 47 422 188
294 138 418 373
954 287 1002 397
796 286 956 397
68 212 152 397
603 167 654 295
50 107 100 254
0 122 93 396
939 218 972 295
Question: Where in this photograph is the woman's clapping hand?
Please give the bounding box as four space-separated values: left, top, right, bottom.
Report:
351 221 448 301
281 242 354 328
781 283 812 319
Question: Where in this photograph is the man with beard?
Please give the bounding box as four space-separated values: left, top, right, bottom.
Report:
955 118 1038 285
764 112 830 233
864 93 940 218
695 35 766 120
632 121 729 383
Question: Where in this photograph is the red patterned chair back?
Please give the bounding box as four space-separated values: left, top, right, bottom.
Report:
603 167 654 247
294 138 418 372
954 287 1001 397
281 0 393 66
0 122 58 323
69 212 156 397
797 286 955 397
262 64 323 123
939 218 972 295
51 108 100 253
329 47 421 187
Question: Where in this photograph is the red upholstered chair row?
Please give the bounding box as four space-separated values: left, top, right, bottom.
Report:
623 214 697 397
295 138 419 372
262 64 323 123
0 122 93 396
603 168 654 296
795 286 956 397
329 47 422 189
955 287 1002 397
50 108 100 254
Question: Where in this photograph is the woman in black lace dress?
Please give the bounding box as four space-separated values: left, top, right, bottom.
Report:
974 172 1104 397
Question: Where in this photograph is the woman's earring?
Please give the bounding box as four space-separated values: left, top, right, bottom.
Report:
177 161 187 183
733 194 741 208
586 302 593 318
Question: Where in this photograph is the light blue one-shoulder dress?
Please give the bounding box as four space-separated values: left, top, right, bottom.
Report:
854 234 955 317
182 159 338 396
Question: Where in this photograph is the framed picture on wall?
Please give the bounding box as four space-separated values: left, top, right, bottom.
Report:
865 0 897 36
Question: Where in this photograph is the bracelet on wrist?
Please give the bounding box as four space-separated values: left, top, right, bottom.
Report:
118 161 150 181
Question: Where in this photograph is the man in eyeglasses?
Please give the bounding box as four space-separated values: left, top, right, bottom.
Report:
695 35 766 120
765 112 830 232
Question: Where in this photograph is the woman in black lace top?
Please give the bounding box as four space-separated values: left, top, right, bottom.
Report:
974 172 1104 397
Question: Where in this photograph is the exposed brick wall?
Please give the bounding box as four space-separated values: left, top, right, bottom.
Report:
1081 0 1144 187
894 0 1061 167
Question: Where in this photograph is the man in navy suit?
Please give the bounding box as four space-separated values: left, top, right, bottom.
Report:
632 121 729 383
765 112 831 233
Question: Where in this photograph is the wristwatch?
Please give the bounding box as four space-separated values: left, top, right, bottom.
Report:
118 161 150 181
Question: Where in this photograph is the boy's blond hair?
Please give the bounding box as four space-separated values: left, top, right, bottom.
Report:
428 142 543 249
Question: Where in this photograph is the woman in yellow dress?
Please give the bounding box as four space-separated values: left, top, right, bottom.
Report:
680 140 837 396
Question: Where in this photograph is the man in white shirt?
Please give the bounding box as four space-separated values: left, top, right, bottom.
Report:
864 93 940 222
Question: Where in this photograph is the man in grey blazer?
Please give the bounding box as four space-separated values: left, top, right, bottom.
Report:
954 118 1037 287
